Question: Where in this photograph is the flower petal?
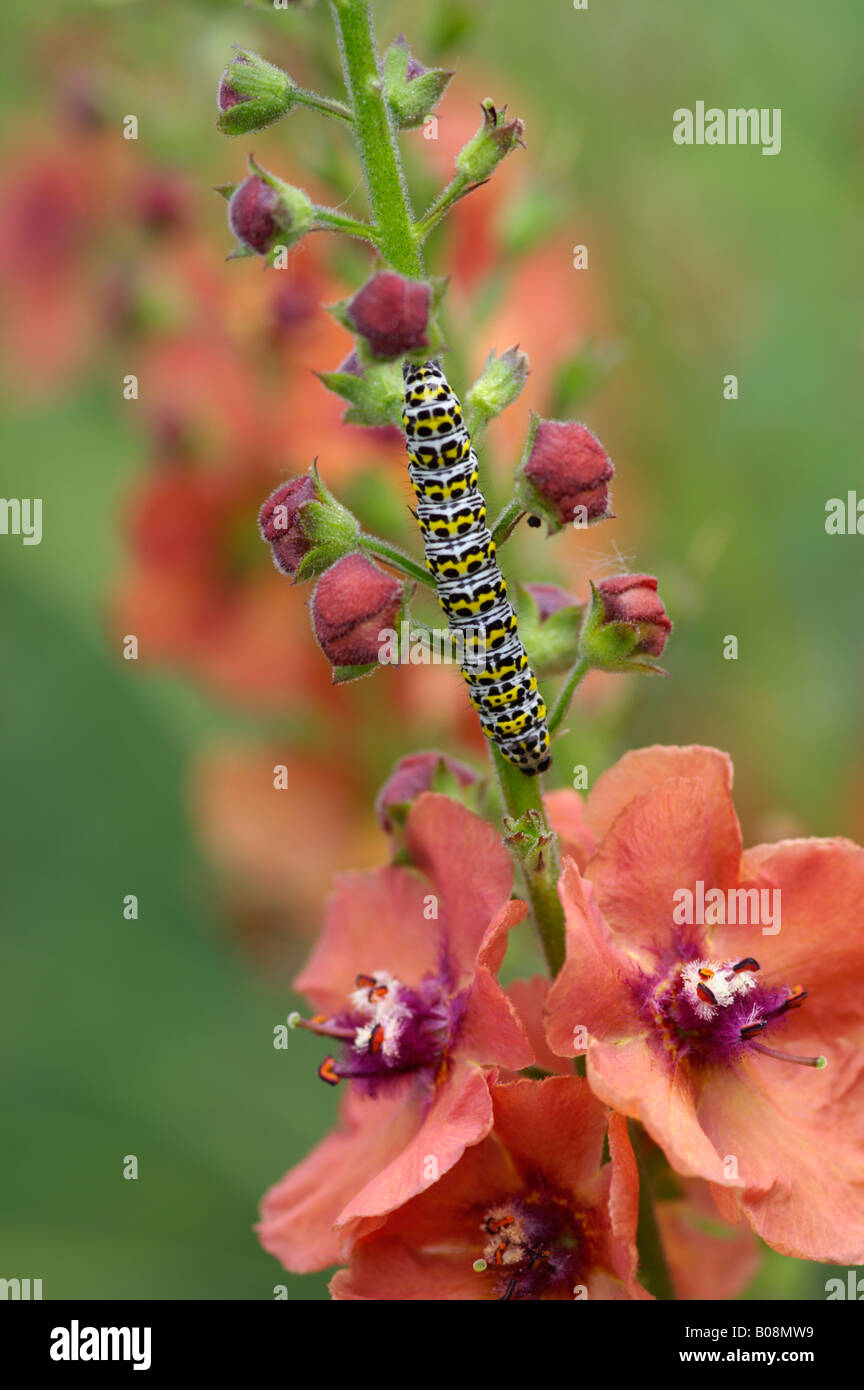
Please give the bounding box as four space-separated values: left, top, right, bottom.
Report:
544 787 596 870
586 745 741 871
656 1177 760 1301
295 866 439 1015
587 776 738 958
699 1054 864 1262
714 837 864 1042
404 793 515 983
256 1084 420 1272
545 859 647 1061
605 1111 653 1299
336 1063 496 1235
460 950 535 1073
491 1075 608 1201
330 1237 494 1300
507 975 571 1076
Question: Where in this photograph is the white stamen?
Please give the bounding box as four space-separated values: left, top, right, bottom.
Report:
680 957 758 1020
349 971 411 1058
348 969 400 1015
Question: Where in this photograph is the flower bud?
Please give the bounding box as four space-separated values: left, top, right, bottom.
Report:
217 48 296 136
340 271 432 361
382 35 453 129
464 346 529 437
375 752 478 834
227 158 314 260
312 553 413 682
258 467 360 582
455 98 526 184
515 414 614 534
524 583 574 621
516 583 584 676
316 351 404 428
579 574 672 673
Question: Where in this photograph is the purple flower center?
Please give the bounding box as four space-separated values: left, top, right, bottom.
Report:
474 1196 581 1301
643 955 823 1068
298 970 465 1094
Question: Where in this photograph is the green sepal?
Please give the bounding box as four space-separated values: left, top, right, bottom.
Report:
455 98 526 184
316 360 404 427
515 584 584 677
289 463 362 582
382 35 453 130
217 48 297 136
464 345 529 438
331 662 379 684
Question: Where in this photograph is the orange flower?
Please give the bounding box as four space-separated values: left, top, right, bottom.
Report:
330 1077 650 1301
256 795 532 1273
544 745 864 1262
506 974 760 1299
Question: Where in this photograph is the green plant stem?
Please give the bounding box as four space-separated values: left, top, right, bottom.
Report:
415 171 474 241
296 89 355 123
490 496 525 546
630 1122 676 1300
312 206 378 241
360 533 435 589
331 0 566 982
547 655 590 735
490 743 566 977
330 0 424 277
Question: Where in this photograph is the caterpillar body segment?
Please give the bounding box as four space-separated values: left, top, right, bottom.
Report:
401 360 551 776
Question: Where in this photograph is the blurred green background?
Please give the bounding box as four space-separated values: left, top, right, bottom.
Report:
1 0 861 1299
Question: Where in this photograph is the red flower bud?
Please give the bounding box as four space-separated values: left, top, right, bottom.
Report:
312 553 409 673
345 272 431 360
228 175 283 255
226 163 313 259
258 469 360 582
596 574 672 657
259 477 318 577
375 752 478 833
517 418 614 533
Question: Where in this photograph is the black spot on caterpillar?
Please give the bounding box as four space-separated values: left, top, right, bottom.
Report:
402 360 551 776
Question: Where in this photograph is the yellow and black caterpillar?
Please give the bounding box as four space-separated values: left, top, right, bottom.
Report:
402 360 551 776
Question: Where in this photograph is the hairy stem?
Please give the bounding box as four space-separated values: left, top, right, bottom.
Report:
547 655 590 736
331 0 566 979
415 171 475 241
312 206 378 241
295 89 355 123
330 0 424 277
360 533 435 589
490 496 526 546
490 744 566 978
